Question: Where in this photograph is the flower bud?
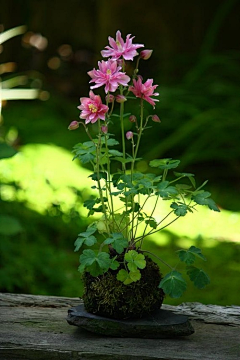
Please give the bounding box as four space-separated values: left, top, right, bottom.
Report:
101 125 108 134
105 94 115 103
129 115 137 123
126 131 133 140
68 121 79 130
140 49 153 60
117 59 124 67
116 95 127 103
152 114 161 123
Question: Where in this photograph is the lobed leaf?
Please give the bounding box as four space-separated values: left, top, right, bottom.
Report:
79 250 112 276
159 270 187 298
124 250 146 270
170 202 188 216
104 233 128 254
192 191 220 212
149 158 180 170
186 266 210 289
156 181 178 198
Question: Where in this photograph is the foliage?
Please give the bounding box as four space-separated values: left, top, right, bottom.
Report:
71 31 220 299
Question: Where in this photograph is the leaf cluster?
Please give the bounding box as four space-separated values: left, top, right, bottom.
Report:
159 246 210 298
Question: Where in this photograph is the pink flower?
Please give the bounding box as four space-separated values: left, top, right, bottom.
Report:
129 76 159 107
101 30 144 61
78 91 109 124
88 59 130 93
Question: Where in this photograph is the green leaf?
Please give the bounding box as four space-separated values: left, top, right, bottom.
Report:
177 246 206 265
89 172 107 181
192 191 220 212
170 202 188 216
74 235 97 252
83 198 100 211
156 181 178 198
72 142 96 164
106 138 119 146
104 233 128 254
113 156 142 164
129 269 141 282
110 259 120 270
74 237 85 252
159 270 187 298
117 269 141 285
79 250 111 276
145 218 158 229
117 269 132 284
108 149 123 157
0 142 17 159
187 266 210 289
149 158 180 170
125 250 146 270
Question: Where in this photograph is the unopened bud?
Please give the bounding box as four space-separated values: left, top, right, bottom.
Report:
117 59 124 67
68 121 79 130
101 125 108 134
126 131 133 140
129 115 137 123
140 49 153 60
105 94 115 103
116 95 127 103
152 114 161 123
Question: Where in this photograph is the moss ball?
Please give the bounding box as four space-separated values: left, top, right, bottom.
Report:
82 255 164 320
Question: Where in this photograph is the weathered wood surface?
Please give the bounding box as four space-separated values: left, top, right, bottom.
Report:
0 293 240 360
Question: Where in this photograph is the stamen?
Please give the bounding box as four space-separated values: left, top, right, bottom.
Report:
88 103 98 113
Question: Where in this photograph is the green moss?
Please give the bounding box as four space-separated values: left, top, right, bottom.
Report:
82 255 164 320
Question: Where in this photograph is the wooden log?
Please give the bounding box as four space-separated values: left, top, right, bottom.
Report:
0 292 240 360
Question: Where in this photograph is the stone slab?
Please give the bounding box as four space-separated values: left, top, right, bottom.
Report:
67 303 194 338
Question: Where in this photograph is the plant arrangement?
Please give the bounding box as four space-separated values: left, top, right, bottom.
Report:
68 31 220 320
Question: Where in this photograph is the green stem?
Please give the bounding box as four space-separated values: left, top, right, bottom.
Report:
96 120 110 234
141 250 173 270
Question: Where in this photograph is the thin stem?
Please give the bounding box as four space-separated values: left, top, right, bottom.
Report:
140 195 159 248
96 120 110 234
141 250 173 270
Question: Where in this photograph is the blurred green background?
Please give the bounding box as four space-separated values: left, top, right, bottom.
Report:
0 0 240 306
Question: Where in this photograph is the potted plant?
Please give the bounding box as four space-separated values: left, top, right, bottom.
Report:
68 31 220 321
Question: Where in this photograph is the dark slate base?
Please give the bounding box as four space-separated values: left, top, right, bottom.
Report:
67 304 194 338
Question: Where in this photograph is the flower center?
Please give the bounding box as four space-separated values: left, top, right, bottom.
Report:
106 69 112 75
88 103 98 113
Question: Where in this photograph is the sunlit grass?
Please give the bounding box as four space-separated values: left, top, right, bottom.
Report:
0 143 91 216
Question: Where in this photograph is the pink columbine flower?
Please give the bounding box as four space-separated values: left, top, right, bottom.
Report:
101 30 144 61
78 90 109 124
129 76 159 107
68 121 79 130
88 59 130 93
